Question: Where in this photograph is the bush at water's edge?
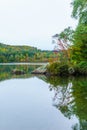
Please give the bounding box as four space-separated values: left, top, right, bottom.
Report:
46 61 87 76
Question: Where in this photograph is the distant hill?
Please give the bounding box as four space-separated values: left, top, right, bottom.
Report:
0 43 58 63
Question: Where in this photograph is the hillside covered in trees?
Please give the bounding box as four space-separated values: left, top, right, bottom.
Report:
0 43 58 63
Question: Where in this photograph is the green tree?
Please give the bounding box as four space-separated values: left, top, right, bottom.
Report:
71 0 87 63
52 27 74 63
71 24 87 63
71 0 87 24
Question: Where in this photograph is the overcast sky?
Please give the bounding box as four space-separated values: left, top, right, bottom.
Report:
0 0 77 50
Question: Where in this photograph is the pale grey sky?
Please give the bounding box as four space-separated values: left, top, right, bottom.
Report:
0 0 77 50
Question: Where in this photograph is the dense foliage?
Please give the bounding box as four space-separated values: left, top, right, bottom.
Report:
71 0 87 63
0 43 58 63
47 0 87 76
47 62 69 76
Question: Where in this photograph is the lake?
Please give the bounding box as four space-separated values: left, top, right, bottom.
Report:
0 64 87 130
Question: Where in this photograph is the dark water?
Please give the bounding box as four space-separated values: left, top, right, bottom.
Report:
0 65 87 130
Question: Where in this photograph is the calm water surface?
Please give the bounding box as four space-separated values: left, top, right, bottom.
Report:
0 65 87 130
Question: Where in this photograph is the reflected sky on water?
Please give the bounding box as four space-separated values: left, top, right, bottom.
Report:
0 77 78 130
0 65 87 130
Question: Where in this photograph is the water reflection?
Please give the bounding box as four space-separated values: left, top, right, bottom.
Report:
46 76 87 130
0 65 39 81
0 65 87 130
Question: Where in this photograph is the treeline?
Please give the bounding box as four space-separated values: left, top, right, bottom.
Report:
0 43 58 63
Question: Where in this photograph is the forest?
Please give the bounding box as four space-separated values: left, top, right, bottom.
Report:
0 43 58 63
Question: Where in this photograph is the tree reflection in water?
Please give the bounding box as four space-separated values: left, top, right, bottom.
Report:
0 65 39 81
47 76 87 130
1 65 87 130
